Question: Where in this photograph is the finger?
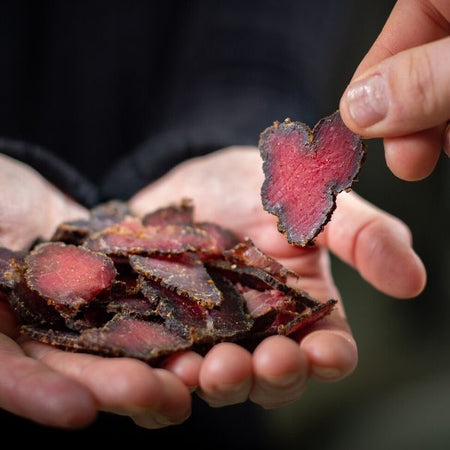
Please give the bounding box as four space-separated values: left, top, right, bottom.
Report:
197 342 253 407
131 369 192 428
23 341 191 427
287 257 358 383
383 125 444 181
340 36 450 137
0 335 97 428
249 335 309 409
299 312 358 382
161 350 203 392
319 191 426 299
351 0 450 79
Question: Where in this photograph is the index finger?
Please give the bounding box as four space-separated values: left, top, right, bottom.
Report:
353 0 450 80
318 191 426 299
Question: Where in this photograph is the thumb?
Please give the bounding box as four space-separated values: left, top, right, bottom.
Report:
339 36 450 138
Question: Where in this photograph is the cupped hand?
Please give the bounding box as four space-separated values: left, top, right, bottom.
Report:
339 0 450 181
129 146 426 409
0 154 194 429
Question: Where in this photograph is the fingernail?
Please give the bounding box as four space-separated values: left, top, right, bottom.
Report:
345 74 388 127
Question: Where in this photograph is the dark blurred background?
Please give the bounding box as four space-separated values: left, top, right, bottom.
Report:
1 1 449 448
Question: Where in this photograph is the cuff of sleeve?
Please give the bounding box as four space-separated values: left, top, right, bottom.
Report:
0 138 98 207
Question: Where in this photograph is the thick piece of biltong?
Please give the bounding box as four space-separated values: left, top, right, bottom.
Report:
259 111 365 246
1 200 336 364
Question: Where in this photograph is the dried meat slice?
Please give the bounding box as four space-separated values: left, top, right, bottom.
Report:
206 259 318 310
51 200 132 244
195 222 240 253
259 110 365 246
130 253 223 308
223 238 298 282
64 303 112 331
24 242 116 317
79 315 193 361
22 315 192 362
7 279 63 326
240 286 297 319
207 273 253 341
239 284 336 337
142 198 195 227
150 282 211 342
106 295 157 318
84 223 217 257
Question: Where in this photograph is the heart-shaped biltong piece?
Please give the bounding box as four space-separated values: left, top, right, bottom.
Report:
259 110 365 246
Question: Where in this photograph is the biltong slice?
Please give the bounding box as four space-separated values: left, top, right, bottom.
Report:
106 295 158 318
223 238 298 282
8 279 64 327
151 282 211 342
206 259 318 310
22 315 192 362
207 273 254 341
130 253 223 308
24 242 117 317
142 198 195 227
51 200 132 245
195 222 240 253
84 223 217 257
259 111 365 246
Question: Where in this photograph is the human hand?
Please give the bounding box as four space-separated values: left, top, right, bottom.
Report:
129 146 426 409
0 154 193 429
339 0 450 181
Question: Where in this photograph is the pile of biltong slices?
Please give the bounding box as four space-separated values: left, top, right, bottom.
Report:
0 200 335 365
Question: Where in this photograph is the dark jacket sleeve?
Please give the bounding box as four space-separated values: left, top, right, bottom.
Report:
0 138 98 207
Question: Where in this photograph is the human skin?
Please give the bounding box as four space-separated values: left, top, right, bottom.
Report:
0 147 426 428
129 146 426 409
339 0 450 181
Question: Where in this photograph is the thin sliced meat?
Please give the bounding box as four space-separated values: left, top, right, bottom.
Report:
206 259 317 309
272 299 337 336
142 198 194 226
8 279 63 326
153 283 211 342
130 253 223 308
207 273 253 341
84 224 217 256
223 238 298 282
259 110 365 246
51 200 132 244
240 286 297 318
106 295 157 318
22 315 192 362
25 242 116 315
195 222 240 253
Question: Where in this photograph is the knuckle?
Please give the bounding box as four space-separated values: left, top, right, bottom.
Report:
404 48 438 118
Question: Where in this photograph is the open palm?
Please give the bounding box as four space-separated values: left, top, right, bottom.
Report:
129 146 426 408
0 155 192 429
